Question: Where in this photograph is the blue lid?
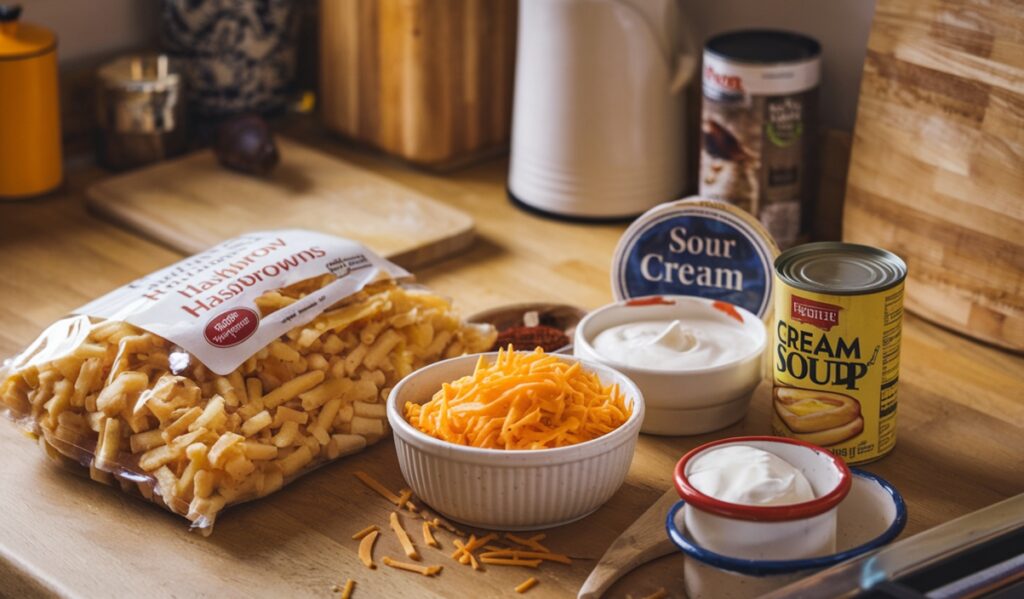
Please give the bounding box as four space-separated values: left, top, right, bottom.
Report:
611 198 779 318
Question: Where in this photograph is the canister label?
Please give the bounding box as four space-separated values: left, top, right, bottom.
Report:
772 281 904 464
699 51 820 248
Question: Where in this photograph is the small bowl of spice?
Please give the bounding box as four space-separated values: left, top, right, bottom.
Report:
469 303 586 353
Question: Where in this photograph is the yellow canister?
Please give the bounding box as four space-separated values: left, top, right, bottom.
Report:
0 5 62 199
772 242 907 465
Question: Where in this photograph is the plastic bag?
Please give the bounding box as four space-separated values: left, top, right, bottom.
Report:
0 231 494 534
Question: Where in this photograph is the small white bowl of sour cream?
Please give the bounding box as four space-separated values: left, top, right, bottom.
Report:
574 295 766 435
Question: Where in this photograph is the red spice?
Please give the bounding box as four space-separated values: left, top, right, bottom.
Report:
712 300 744 323
493 325 569 353
626 296 675 307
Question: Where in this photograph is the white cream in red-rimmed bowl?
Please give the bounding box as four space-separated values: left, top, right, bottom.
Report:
387 352 644 530
574 295 766 435
674 436 852 561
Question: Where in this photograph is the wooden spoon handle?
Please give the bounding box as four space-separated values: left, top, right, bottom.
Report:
577 488 681 599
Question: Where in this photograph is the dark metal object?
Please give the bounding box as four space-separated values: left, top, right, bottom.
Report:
761 493 1024 599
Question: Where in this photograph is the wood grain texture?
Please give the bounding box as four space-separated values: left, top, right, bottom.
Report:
812 130 852 242
319 0 516 168
577 488 678 599
84 137 475 269
844 0 1024 351
0 126 1021 598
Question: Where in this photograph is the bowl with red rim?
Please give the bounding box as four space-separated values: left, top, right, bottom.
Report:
666 466 907 599
674 436 852 562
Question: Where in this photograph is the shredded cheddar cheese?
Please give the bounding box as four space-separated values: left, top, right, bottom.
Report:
358 530 379 569
351 525 379 540
422 520 440 548
515 577 539 593
340 579 355 599
404 348 631 449
354 471 402 504
465 533 497 552
506 533 550 553
640 589 669 599
390 511 420 561
395 488 414 508
480 556 542 568
382 556 443 576
480 550 571 565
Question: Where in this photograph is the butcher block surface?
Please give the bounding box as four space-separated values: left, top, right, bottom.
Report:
843 0 1024 351
84 137 475 269
1 133 1022 598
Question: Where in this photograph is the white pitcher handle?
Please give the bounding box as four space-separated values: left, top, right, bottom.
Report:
670 18 700 94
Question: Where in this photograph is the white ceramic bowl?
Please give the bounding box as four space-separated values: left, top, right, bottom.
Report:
574 295 766 435
386 352 645 530
674 436 852 561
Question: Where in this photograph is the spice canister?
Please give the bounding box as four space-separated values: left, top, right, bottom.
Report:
0 4 62 199
96 54 186 170
699 30 821 248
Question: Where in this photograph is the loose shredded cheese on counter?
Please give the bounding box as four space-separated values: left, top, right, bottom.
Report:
480 556 542 568
340 578 355 599
382 556 443 576
354 471 402 504
358 530 379 569
351 525 379 540
422 520 440 548
515 577 539 593
506 533 550 553
390 511 420 561
480 550 571 565
404 348 631 449
395 488 413 508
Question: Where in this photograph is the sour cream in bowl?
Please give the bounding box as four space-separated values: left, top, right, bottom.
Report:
674 436 852 562
575 296 766 435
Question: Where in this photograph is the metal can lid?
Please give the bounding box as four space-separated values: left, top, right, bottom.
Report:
775 242 907 295
705 30 821 65
611 197 779 318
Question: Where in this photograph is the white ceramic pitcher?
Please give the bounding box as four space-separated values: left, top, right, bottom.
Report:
508 0 697 219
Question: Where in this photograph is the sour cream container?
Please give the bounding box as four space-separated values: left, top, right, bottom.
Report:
575 197 779 435
575 296 765 434
674 436 852 561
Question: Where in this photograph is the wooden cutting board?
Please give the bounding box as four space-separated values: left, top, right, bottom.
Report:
843 0 1024 351
85 137 475 268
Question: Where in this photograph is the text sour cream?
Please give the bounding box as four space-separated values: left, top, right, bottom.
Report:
591 319 754 371
688 445 815 506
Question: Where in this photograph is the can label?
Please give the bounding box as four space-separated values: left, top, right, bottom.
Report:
772 280 904 464
700 52 819 248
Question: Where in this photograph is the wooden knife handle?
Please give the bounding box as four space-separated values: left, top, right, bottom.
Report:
577 488 681 599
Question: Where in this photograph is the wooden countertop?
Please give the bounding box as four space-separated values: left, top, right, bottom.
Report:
1 132 1022 599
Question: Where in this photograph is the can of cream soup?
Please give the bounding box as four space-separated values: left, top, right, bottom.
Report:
772 242 907 464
